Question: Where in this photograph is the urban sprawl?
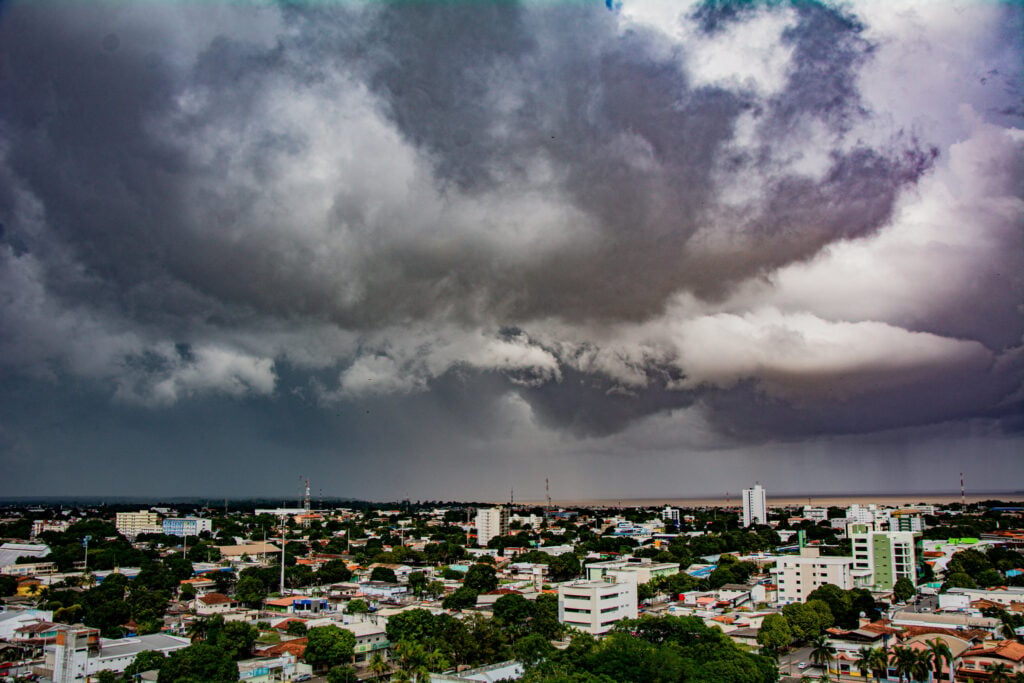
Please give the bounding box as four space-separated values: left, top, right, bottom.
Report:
1 485 1023 683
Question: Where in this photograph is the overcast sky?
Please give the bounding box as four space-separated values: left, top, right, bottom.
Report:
1 1 1021 502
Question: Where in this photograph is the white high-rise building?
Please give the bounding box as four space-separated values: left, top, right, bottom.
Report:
773 547 870 605
849 524 918 592
558 576 638 635
114 510 162 538
475 507 509 547
742 484 767 527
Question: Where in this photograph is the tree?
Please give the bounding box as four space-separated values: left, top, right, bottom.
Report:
424 580 445 600
854 646 874 681
235 575 267 606
317 559 353 584
0 575 16 597
368 651 390 681
304 625 356 673
463 563 498 593
179 583 196 601
809 635 836 675
93 671 118 683
892 577 915 604
807 584 854 628
942 572 977 591
326 664 360 683
287 620 309 636
442 585 479 610
369 566 397 583
868 646 890 682
548 553 582 582
215 621 257 660
345 598 369 614
988 662 1013 683
493 593 533 641
124 650 167 678
514 633 557 670
756 613 792 657
158 643 238 683
926 638 954 683
408 570 427 596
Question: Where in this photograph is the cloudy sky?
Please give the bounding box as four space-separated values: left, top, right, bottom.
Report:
1 0 1021 502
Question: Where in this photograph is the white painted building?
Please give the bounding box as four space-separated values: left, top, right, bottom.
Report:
849 525 918 592
558 577 638 635
773 547 869 605
162 517 212 537
661 506 681 525
49 626 189 683
742 484 767 527
802 507 829 523
115 510 163 537
475 507 509 547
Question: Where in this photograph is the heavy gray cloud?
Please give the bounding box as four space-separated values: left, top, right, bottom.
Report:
0 0 1021 498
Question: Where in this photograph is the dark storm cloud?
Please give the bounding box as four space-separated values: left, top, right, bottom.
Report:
0 0 1021 497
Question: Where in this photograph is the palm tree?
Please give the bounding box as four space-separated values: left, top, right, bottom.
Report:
926 638 954 683
369 651 390 681
810 635 837 678
868 646 891 682
892 645 917 683
855 646 874 680
908 649 931 683
988 662 1012 683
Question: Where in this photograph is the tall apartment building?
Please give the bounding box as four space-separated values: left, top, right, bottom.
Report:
742 484 767 527
849 524 918 592
773 547 868 605
162 517 212 538
114 511 162 538
661 506 680 525
475 507 509 546
558 576 638 635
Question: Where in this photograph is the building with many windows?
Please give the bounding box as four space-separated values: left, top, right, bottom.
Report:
114 510 162 538
742 484 767 527
772 547 871 605
849 525 918 592
558 577 638 635
162 517 212 537
475 507 509 547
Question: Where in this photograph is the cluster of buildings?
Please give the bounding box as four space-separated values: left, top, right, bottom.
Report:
0 492 1021 682
114 510 213 538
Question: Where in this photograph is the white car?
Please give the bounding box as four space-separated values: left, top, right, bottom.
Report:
797 662 809 670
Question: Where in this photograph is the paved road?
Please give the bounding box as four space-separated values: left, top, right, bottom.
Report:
778 645 813 677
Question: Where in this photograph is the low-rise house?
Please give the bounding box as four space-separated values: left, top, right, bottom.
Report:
958 640 1024 680
195 592 238 615
238 653 307 681
339 621 390 665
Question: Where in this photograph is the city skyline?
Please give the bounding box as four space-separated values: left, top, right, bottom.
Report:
1 1 1022 500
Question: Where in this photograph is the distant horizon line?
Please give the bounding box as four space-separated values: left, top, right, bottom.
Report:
0 489 1021 508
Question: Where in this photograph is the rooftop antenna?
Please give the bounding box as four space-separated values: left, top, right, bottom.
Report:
545 478 551 511
304 479 311 513
960 472 965 509
510 487 514 508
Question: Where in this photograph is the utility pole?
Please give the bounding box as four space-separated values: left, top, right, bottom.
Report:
279 515 287 595
82 535 91 574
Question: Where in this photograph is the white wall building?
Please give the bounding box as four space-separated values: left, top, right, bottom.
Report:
50 627 189 683
114 511 163 537
849 525 918 592
661 506 681 525
558 577 638 635
742 484 767 527
773 548 868 605
802 507 829 523
162 517 212 537
475 507 509 547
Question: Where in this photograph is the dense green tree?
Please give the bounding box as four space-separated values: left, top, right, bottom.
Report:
548 553 582 582
756 613 793 656
304 626 356 673
808 583 855 627
514 633 557 670
782 600 833 642
407 570 427 596
0 575 17 596
317 559 353 584
235 575 268 606
369 566 397 583
463 563 498 593
158 643 238 683
892 577 916 603
326 665 360 683
345 598 369 614
942 572 977 591
287 620 309 636
492 593 532 641
442 586 479 610
124 650 167 678
215 621 258 660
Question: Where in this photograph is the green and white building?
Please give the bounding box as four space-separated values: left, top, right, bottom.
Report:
848 524 918 592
